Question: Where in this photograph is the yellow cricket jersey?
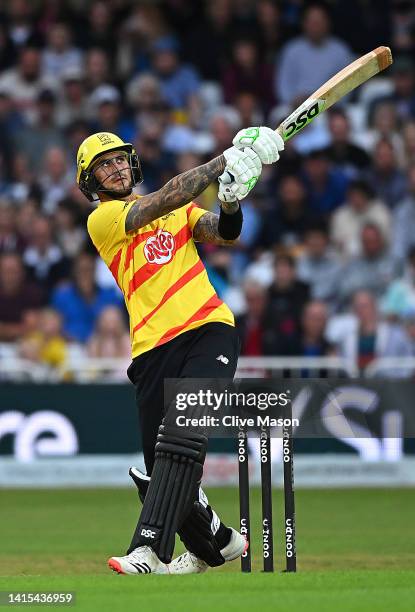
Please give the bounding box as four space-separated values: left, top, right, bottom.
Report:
87 198 234 358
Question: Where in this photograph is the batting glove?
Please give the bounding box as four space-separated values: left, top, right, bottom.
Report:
232 126 284 164
219 146 262 202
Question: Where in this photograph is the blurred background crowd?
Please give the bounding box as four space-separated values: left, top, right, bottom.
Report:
1 0 415 379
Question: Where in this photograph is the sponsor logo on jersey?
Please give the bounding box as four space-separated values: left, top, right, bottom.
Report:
144 230 175 264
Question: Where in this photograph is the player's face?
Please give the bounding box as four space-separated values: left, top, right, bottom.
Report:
93 151 132 194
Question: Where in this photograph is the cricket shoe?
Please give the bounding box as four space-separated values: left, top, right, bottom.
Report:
108 545 169 575
168 528 248 574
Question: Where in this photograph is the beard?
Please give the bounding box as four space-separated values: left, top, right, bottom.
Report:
101 170 132 195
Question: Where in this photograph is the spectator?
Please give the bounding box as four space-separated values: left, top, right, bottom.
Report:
0 253 44 342
87 306 131 358
302 149 349 216
259 174 312 250
18 307 67 370
294 300 333 356
365 138 407 208
115 4 166 78
13 89 65 173
402 309 415 355
15 200 39 244
392 163 415 263
236 280 269 356
183 0 232 80
0 90 23 181
370 55 415 124
150 36 201 114
23 216 70 295
330 180 391 258
38 147 72 214
135 120 175 193
263 254 310 355
51 252 123 343
329 290 412 372
209 107 241 158
324 108 371 177
364 101 404 160
0 47 55 122
85 48 111 92
297 224 342 302
0 24 17 72
126 73 165 130
256 0 287 62
275 3 352 104
41 22 82 76
6 0 41 49
0 200 26 254
381 247 415 319
403 121 415 168
227 196 262 282
222 38 274 111
54 199 86 259
338 224 398 303
8 153 41 205
234 91 264 128
89 85 134 143
56 66 89 128
0 88 25 141
82 1 118 56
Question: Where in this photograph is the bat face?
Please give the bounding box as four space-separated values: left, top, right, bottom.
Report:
277 46 393 142
280 99 326 140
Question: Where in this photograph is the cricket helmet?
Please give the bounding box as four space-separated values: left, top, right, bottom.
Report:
76 132 143 201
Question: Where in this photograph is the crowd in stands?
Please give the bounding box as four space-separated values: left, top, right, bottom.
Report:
1 0 415 378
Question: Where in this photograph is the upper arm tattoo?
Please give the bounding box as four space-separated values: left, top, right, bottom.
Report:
125 155 226 233
192 211 237 245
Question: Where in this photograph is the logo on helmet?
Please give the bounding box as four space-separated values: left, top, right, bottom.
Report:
97 133 115 145
144 230 175 264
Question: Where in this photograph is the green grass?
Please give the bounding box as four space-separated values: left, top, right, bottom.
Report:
1 488 414 611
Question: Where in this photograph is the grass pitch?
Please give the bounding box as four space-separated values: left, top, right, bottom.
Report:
1 487 414 611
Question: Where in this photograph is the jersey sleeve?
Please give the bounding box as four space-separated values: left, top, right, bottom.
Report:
87 199 137 256
185 202 208 232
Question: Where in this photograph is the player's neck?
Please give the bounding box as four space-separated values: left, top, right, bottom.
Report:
99 192 135 203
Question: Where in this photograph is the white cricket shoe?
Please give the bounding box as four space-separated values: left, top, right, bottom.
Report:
108 545 169 575
168 551 208 575
168 528 248 574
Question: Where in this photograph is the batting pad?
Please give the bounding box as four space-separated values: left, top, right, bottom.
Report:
128 425 207 563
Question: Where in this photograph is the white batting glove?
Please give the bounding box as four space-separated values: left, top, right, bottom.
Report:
218 172 240 203
232 126 284 164
219 147 262 201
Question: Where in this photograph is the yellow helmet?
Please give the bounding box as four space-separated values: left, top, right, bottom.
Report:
76 132 143 201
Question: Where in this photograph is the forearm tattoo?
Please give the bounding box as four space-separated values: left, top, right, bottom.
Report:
125 155 226 232
192 211 237 245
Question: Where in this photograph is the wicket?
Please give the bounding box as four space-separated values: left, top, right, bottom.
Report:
238 403 296 572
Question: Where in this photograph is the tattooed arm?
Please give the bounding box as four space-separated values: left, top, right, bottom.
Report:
125 155 225 233
193 200 241 245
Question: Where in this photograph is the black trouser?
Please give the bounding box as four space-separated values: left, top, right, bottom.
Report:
127 322 239 474
126 323 240 559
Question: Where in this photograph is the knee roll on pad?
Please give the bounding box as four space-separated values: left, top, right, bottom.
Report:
129 425 208 563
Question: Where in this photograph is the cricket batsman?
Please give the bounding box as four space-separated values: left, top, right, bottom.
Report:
77 127 283 574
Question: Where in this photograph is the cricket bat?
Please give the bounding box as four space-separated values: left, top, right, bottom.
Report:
277 46 393 141
220 47 392 186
